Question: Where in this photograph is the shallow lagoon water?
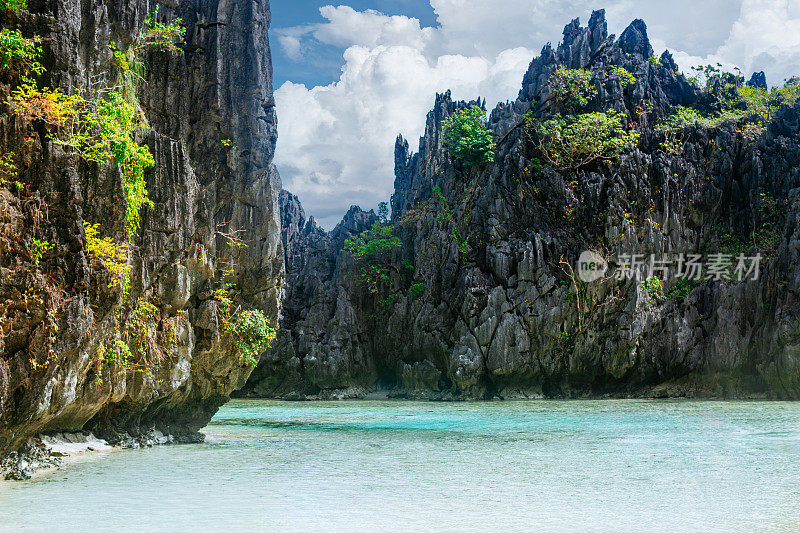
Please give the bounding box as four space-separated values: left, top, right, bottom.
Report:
1 399 799 532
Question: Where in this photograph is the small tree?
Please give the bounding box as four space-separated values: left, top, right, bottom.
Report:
345 221 402 293
138 7 186 54
442 105 495 168
609 66 636 87
0 28 44 80
549 67 594 110
531 111 639 171
223 309 276 366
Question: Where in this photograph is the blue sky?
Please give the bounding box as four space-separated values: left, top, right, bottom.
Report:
272 1 437 87
271 1 800 229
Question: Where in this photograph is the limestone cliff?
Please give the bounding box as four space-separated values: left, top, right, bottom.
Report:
0 0 283 451
245 11 800 400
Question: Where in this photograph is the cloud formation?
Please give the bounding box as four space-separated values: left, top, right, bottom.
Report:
274 0 799 229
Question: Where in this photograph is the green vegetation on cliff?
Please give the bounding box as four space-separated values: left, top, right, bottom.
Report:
531 111 638 170
345 221 402 293
5 8 185 238
526 67 639 170
549 67 594 109
0 0 27 11
223 310 276 367
659 67 800 137
0 28 43 81
139 7 186 54
442 105 496 167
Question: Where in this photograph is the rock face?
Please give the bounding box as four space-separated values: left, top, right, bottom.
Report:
0 0 283 451
241 191 378 399
246 11 800 400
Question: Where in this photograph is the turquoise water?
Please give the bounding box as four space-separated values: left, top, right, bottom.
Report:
1 400 800 532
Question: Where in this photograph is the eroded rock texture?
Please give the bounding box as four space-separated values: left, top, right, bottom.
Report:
245 11 800 400
0 0 282 451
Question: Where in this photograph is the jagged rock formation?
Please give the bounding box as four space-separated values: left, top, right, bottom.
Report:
246 11 800 400
241 191 378 399
0 0 282 451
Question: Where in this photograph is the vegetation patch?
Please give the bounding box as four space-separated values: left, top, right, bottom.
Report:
658 66 800 147
345 221 402 293
10 84 155 236
138 7 186 54
84 222 129 288
442 105 496 168
530 111 638 171
0 0 27 11
410 282 425 300
526 66 639 171
642 275 666 304
0 153 17 185
609 66 636 87
7 7 185 239
0 28 44 81
223 309 275 367
102 340 132 366
666 277 695 301
27 238 53 265
213 251 276 366
549 67 594 110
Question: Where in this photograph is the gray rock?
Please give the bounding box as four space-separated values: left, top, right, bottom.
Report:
0 0 283 452
246 13 800 401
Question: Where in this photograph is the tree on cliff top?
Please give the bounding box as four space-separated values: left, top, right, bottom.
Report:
442 105 496 168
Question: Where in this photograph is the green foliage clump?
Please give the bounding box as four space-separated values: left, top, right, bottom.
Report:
9 84 154 237
410 282 425 300
84 222 129 288
0 0 26 11
211 258 275 366
609 66 636 87
642 275 665 304
735 78 800 122
95 91 155 235
104 340 132 365
549 67 594 109
345 221 402 293
530 111 639 170
666 277 695 301
223 309 276 366
659 68 800 142
0 153 17 185
0 28 44 79
657 105 708 129
139 7 186 54
28 238 53 264
346 221 402 261
442 105 495 168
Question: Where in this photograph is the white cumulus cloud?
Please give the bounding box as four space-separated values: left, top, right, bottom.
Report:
274 1 800 229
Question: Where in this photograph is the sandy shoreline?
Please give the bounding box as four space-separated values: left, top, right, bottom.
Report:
0 429 178 482
0 445 120 487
